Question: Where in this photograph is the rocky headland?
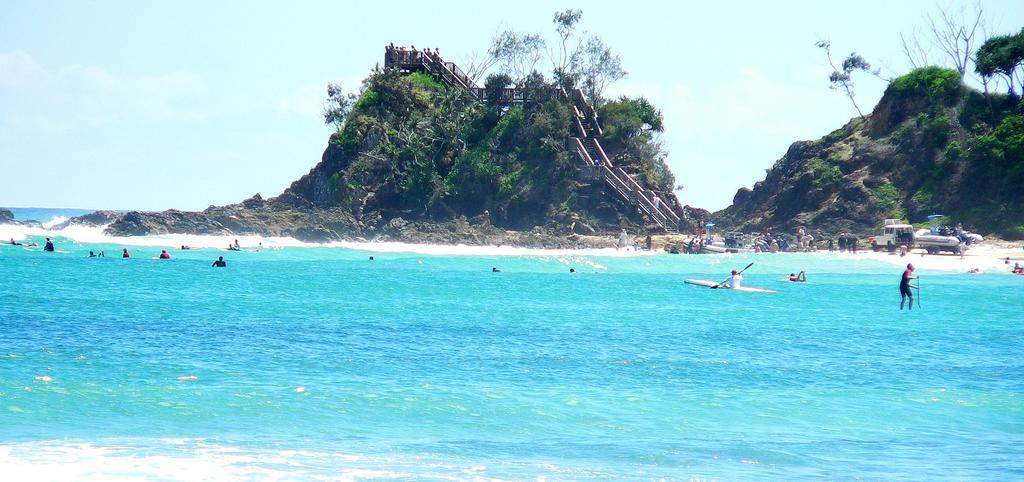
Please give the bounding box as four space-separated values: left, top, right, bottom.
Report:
713 67 1024 239
80 64 708 246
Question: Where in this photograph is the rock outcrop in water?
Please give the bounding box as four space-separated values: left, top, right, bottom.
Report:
0 208 13 223
93 65 707 244
713 67 1024 239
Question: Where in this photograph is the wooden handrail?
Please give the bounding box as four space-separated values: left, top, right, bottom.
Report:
592 139 611 167
573 137 595 166
574 118 587 139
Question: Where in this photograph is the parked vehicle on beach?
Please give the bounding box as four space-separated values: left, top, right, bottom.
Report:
869 219 915 252
869 217 965 254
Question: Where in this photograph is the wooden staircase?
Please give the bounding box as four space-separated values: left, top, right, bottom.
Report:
564 88 681 232
384 45 682 232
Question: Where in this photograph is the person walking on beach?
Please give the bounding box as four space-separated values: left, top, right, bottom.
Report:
900 263 917 310
212 256 226 267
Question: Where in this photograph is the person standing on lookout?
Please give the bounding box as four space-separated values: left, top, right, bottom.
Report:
900 263 917 310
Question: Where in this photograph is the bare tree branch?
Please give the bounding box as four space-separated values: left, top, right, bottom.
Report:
925 2 985 78
900 30 930 69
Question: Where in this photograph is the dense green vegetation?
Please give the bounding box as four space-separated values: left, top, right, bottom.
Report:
320 67 673 230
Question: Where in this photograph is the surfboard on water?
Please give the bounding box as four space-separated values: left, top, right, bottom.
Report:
684 279 777 293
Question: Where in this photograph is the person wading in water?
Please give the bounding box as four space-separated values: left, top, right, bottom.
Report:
900 263 917 310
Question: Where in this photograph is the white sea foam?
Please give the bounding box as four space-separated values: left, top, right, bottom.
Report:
40 216 68 229
0 221 655 258
2 218 1019 268
0 439 529 481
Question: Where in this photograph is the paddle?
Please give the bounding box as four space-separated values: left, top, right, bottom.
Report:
913 276 921 308
713 262 754 289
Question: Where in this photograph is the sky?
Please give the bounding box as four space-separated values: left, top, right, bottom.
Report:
2 1 1022 212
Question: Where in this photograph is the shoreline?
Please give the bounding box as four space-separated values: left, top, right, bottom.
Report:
3 219 1022 272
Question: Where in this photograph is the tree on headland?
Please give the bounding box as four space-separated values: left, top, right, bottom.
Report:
488 29 546 83
901 3 986 79
816 41 883 120
323 83 356 133
466 10 626 107
551 9 583 76
570 36 627 108
974 29 1024 97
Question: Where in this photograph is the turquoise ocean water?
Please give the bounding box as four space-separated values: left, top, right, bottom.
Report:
1 209 1022 480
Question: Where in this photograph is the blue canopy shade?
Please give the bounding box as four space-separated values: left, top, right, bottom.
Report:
926 214 945 220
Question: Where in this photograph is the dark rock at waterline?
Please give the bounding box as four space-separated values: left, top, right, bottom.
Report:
59 210 123 228
0 208 13 223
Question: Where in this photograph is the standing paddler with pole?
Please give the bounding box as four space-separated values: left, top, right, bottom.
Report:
900 263 918 310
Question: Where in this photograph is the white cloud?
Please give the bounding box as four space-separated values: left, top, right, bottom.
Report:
0 50 207 133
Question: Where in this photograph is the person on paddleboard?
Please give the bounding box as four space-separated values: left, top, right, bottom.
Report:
900 263 917 310
723 269 743 289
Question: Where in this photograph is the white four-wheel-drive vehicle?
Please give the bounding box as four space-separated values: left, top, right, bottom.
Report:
869 218 965 254
870 219 915 252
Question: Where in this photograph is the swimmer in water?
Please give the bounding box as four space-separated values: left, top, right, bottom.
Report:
10 238 23 246
900 263 917 310
492 267 500 272
43 237 54 252
122 248 130 258
159 250 171 259
88 251 96 257
569 268 576 273
212 256 226 267
788 271 807 282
